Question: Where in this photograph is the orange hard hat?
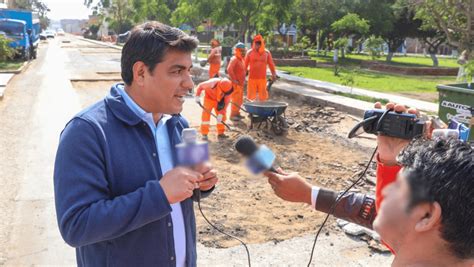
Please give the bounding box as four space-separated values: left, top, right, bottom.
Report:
218 78 233 93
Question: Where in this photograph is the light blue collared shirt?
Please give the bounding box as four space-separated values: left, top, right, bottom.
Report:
118 84 186 267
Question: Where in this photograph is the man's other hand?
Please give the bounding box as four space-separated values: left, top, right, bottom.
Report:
160 167 202 204
264 168 312 205
194 162 218 192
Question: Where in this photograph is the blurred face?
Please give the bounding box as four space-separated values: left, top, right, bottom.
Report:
373 169 416 250
237 48 246 57
140 49 194 114
255 41 261 50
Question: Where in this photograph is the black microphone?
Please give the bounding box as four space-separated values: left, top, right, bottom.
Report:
234 136 278 174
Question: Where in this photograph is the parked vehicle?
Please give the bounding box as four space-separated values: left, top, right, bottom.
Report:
0 9 40 60
117 30 130 44
56 28 65 36
44 30 55 38
39 31 47 40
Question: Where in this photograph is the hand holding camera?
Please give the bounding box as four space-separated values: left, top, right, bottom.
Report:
348 102 432 166
374 103 426 165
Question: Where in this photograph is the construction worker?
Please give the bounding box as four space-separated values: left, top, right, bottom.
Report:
207 39 222 78
195 78 233 139
227 42 247 121
244 34 277 101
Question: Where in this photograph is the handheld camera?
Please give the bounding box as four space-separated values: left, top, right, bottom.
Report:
348 109 425 140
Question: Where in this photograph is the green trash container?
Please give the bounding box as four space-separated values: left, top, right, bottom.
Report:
436 83 474 141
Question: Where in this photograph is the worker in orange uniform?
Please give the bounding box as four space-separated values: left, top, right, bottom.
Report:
195 78 233 140
244 34 277 101
227 42 247 121
207 39 222 78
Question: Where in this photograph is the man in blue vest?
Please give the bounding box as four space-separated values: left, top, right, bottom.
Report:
54 21 218 267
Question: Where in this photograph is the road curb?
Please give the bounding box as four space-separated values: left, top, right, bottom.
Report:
78 37 123 51
276 72 438 114
0 61 34 100
271 82 371 117
0 61 30 74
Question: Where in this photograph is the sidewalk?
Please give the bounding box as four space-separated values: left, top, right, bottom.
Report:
0 73 14 100
0 61 29 100
276 71 438 114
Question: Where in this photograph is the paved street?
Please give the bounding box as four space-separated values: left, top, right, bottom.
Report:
0 35 392 266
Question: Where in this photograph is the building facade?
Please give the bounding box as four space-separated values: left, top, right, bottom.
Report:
0 0 9 9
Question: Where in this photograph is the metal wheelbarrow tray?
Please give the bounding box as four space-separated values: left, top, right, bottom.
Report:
242 101 289 135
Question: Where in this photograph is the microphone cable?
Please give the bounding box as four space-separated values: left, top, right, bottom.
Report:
307 146 378 267
196 192 252 267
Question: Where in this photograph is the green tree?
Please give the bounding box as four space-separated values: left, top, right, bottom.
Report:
331 13 370 37
381 5 424 62
351 0 394 37
211 0 266 42
294 0 351 52
255 0 297 38
107 0 135 34
132 0 171 24
331 13 370 57
171 0 214 29
410 0 473 53
365 35 384 59
0 35 15 61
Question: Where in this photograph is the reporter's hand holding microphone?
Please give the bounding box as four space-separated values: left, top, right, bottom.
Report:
259 102 432 205
234 135 313 204
194 162 218 192
159 128 218 204
159 167 203 204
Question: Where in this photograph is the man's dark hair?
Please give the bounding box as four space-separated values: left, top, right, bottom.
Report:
398 138 474 259
121 21 199 85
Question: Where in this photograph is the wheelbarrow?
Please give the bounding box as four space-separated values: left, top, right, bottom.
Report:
233 100 289 135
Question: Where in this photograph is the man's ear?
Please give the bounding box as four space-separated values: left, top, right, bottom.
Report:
132 61 148 87
414 202 442 233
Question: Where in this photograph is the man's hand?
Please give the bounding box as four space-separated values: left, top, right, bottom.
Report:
159 167 202 204
264 168 312 205
375 102 421 166
194 162 218 191
271 74 277 82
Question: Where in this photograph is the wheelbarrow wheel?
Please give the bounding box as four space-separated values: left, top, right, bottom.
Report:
272 115 288 136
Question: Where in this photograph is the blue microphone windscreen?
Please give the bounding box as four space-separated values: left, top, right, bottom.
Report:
246 145 276 174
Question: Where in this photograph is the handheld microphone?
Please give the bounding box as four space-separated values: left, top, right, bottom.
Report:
234 135 278 174
176 128 209 201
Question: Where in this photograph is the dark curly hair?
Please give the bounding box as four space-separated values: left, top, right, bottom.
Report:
121 21 198 85
397 138 474 259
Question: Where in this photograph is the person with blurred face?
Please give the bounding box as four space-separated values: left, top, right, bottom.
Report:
208 39 222 78
54 22 218 267
244 34 277 101
264 103 474 266
195 77 234 140
227 42 247 121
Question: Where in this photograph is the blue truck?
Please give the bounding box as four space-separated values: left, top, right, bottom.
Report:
0 9 40 60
